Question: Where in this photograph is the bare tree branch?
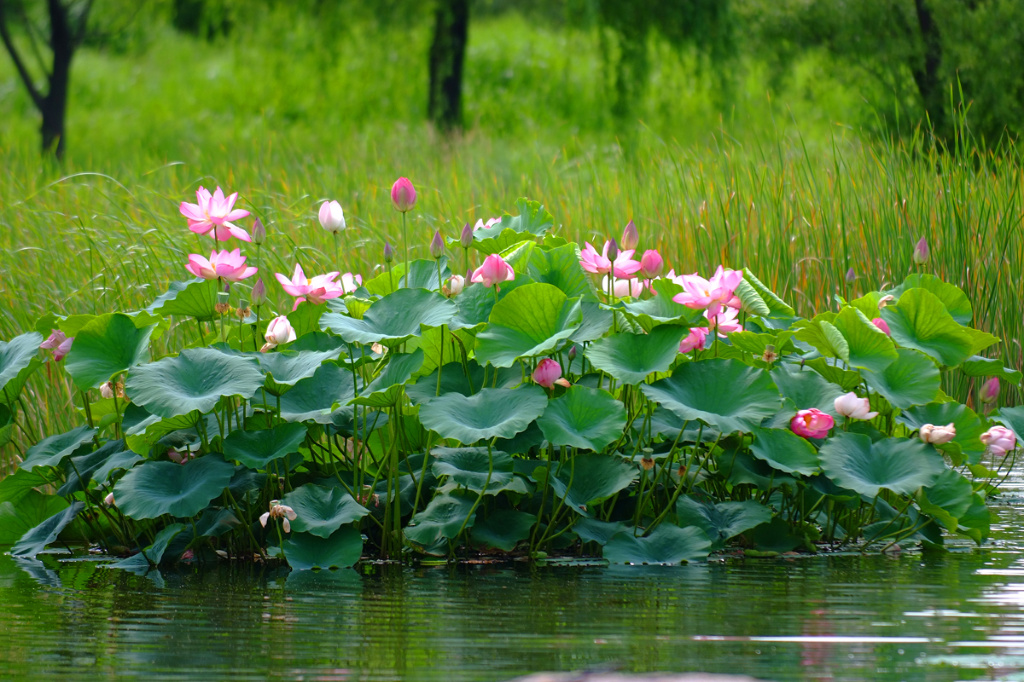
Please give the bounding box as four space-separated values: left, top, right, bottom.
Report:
0 2 43 108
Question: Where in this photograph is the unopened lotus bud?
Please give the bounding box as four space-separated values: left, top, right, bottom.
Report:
460 222 474 248
318 200 346 233
607 238 619 264
430 230 445 259
845 267 855 284
251 278 268 306
104 492 115 506
620 219 639 251
391 177 416 213
383 241 395 264
919 422 956 445
912 236 930 265
981 377 1000 405
568 345 577 362
251 218 266 246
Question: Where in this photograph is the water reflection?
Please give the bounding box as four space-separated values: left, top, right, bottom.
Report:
2 507 1024 680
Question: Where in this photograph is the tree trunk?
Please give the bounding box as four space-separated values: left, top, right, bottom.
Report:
427 0 469 132
43 0 74 159
912 0 946 139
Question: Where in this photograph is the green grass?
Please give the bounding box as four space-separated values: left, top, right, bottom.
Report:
1 9 1022 453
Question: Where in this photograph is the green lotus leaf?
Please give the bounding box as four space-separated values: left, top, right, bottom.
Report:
916 468 975 532
818 431 946 497
803 357 863 392
362 257 450 297
571 301 615 343
64 313 155 391
885 274 973 325
222 422 309 469
321 287 456 346
0 468 47 505
20 425 97 471
641 358 781 434
283 525 363 570
125 347 264 419
863 348 940 409
793 313 847 360
715 446 798 490
729 330 796 357
750 427 821 475
406 360 520 405
734 278 771 317
957 493 991 544
471 509 537 551
146 278 219 321
10 501 85 557
419 386 548 443
471 198 553 254
585 327 686 386
91 450 144 488
548 453 637 517
536 386 626 451
110 523 186 571
746 517 803 553
258 346 344 389
573 517 630 546
833 306 898 374
994 405 1024 443
0 492 69 544
880 288 976 367
404 491 478 548
449 283 498 331
770 363 845 417
961 355 1023 384
475 283 582 367
743 268 795 315
898 402 986 465
281 484 369 538
526 242 596 301
604 524 711 565
122 404 203 456
431 446 515 493
675 496 773 549
58 439 129 495
0 331 43 405
112 455 236 520
0 403 13 447
352 349 423 407
261 363 356 424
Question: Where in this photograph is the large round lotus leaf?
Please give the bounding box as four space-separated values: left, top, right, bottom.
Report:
584 327 686 386
470 509 537 551
832 306 898 374
406 361 519 405
675 496 772 549
404 491 478 547
770 364 845 417
750 427 821 475
880 288 977 367
897 401 986 465
431 446 515 493
0 331 43 405
363 258 450 296
65 313 155 391
474 283 582 368
352 349 423 407
280 484 369 538
58 439 130 496
715 446 798 491
641 358 781 434
257 363 356 424
885 274 973 325
321 287 456 346
20 425 96 470
958 493 992 544
818 431 946 498
571 301 615 344
449 283 498 331
283 525 363 570
863 348 940 409
113 455 236 520
548 453 637 517
536 386 626 451
525 242 595 301
573 517 630 546
10 501 85 558
917 468 975 532
604 524 711 565
257 346 344 388
146 278 218 321
222 422 308 469
961 355 1023 384
419 386 548 443
125 347 264 419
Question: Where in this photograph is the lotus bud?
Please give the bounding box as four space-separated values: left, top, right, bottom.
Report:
533 358 570 389
981 377 1000 405
391 177 416 212
251 218 266 246
639 250 664 279
834 392 879 420
318 200 346 232
620 219 639 251
104 492 115 506
383 241 395 264
845 267 855 283
981 425 1016 457
262 315 296 351
430 230 445 259
568 345 577 362
251 277 268 306
912 236 930 265
919 422 956 445
460 222 474 248
446 274 465 296
872 317 891 335
790 408 834 439
606 238 619 264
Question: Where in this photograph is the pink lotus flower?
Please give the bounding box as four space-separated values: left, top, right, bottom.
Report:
474 217 501 232
834 392 878 420
981 377 1000 405
579 241 642 278
639 250 664 279
260 500 298 534
180 186 251 242
391 177 416 212
672 266 743 316
872 317 891 335
620 219 639 251
919 423 956 445
912 236 930 265
275 264 346 304
790 408 834 439
186 248 258 283
40 329 73 362
705 306 742 337
471 254 515 287
318 200 346 232
533 358 570 389
601 275 644 298
263 316 297 350
981 425 1016 457
339 272 363 293
679 327 709 353
445 274 465 296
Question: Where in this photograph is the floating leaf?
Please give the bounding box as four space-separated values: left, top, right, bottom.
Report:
604 524 711 565
818 431 946 498
113 455 236 520
281 484 369 538
64 313 155 390
431 446 515 493
419 386 548 443
283 525 363 570
475 283 582 367
584 327 686 385
321 288 456 346
222 422 309 469
125 347 264 419
536 386 626 451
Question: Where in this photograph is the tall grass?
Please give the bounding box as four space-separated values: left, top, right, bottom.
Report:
1 9 1021 460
